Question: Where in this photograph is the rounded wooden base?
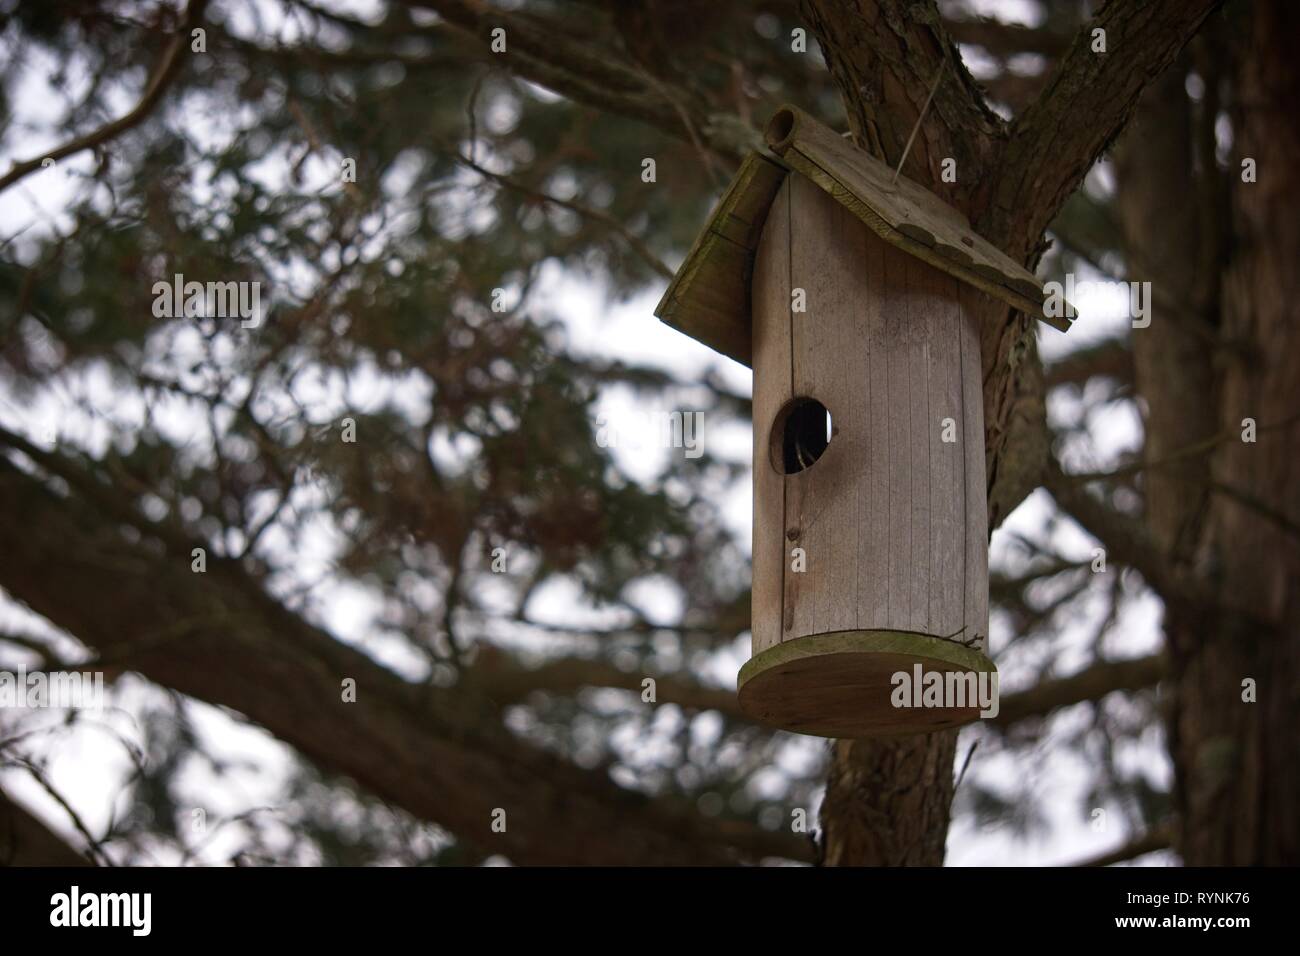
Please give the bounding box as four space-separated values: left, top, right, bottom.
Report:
737 629 997 738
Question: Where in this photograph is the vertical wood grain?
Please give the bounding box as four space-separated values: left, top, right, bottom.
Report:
858 227 890 632
959 284 990 649
783 172 818 640
749 174 988 657
906 254 934 634
789 178 862 639
929 272 965 639
750 177 793 656
883 240 913 631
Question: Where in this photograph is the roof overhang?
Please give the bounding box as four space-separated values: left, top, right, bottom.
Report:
655 105 1072 369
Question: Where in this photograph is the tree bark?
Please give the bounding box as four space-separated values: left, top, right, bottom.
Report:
820 734 957 866
1167 0 1300 864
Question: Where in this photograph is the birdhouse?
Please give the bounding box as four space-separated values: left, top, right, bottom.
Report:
655 106 1071 738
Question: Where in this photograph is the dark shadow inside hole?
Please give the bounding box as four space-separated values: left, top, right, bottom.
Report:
771 397 833 475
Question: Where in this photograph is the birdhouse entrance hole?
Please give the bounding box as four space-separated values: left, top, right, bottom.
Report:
770 397 832 475
653 104 1081 739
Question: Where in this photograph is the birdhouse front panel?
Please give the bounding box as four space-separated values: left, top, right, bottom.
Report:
744 171 990 736
649 106 1077 737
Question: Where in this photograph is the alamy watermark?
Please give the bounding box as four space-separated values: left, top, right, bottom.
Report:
596 409 704 459
891 664 1000 719
50 886 151 936
1043 274 1152 328
0 667 104 709
152 273 262 328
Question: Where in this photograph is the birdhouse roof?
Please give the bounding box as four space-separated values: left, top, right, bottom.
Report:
655 105 1072 367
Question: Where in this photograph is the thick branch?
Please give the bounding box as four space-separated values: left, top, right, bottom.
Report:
0 456 808 865
398 0 747 161
1044 337 1133 390
799 0 1005 210
989 654 1165 727
985 0 1223 258
466 649 743 721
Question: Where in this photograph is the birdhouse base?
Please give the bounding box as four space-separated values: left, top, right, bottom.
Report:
737 630 997 738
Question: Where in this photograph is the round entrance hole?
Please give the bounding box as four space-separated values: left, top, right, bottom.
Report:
769 397 834 475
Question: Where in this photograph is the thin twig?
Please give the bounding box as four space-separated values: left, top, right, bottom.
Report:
1062 410 1300 484
455 152 673 279
1071 824 1174 867
629 61 726 189
954 740 979 790
0 0 210 195
12 758 111 865
1210 481 1300 544
892 58 945 185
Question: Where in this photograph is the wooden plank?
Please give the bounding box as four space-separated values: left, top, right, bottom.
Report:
930 269 965 640
858 228 891 632
959 283 990 651
788 174 860 639
658 232 753 363
749 176 794 656
783 172 818 641
764 104 1075 331
882 239 913 631
654 153 787 366
819 200 866 637
905 253 934 634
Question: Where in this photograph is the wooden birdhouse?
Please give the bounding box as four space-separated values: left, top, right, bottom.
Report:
655 106 1071 738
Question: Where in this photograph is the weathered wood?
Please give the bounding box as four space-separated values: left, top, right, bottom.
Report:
654 152 787 366
786 173 859 638
883 238 912 631
858 224 889 633
960 284 990 651
749 176 792 656
655 107 1074 374
737 629 996 738
906 252 934 634
764 104 1074 331
931 269 965 640
743 171 995 737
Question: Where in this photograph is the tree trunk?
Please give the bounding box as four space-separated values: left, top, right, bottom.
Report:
1170 0 1300 864
820 733 957 865
1119 0 1299 864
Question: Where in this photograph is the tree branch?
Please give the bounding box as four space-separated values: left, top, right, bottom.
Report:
1044 336 1133 390
1071 823 1174 866
0 789 94 867
0 455 808 866
1044 455 1197 615
397 0 747 161
985 0 1223 259
454 152 673 279
465 648 743 720
799 0 1006 210
989 654 1165 728
0 0 210 196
